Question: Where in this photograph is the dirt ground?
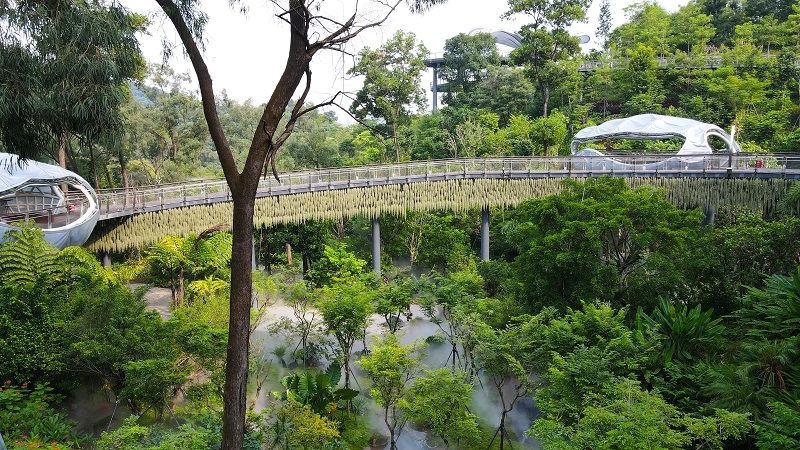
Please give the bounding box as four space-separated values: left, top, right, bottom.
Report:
130 282 173 319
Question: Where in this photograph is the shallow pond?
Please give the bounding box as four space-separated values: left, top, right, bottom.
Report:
65 285 541 449
251 302 541 449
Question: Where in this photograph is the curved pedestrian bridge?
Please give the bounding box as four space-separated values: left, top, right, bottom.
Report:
89 154 800 252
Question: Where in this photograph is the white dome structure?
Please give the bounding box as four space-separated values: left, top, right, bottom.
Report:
0 153 99 249
467 28 523 49
571 114 741 155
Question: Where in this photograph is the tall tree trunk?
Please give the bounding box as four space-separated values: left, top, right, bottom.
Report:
343 343 352 388
543 85 550 118
386 408 396 450
119 150 130 208
59 131 68 195
65 138 79 172
89 145 101 189
170 128 179 160
392 122 400 162
499 410 507 450
222 198 256 449
154 1 411 448
119 152 129 191
175 265 185 306
103 161 114 189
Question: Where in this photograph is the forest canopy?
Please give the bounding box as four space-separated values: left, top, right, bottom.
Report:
3 0 800 449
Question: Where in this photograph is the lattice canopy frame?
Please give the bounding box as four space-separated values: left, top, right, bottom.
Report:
0 153 99 249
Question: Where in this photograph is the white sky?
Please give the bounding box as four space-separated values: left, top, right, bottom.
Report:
124 0 688 111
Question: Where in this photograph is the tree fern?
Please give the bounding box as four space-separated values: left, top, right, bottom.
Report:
0 223 58 287
145 225 232 306
736 269 800 340
186 276 229 303
780 182 800 215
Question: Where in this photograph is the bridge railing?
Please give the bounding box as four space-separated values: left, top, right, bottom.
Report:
96 154 800 219
1 193 94 229
577 54 789 71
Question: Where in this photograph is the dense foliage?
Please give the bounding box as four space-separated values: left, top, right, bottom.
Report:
12 0 800 192
5 0 800 449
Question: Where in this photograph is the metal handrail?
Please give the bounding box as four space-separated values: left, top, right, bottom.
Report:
1 194 93 229
96 154 800 220
578 53 790 72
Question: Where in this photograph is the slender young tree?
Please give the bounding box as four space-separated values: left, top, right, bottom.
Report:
317 280 374 389
506 0 591 117
596 0 612 50
349 30 429 162
440 32 501 105
153 2 448 448
474 317 542 450
359 334 425 450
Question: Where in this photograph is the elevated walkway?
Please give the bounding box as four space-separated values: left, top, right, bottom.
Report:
96 154 800 222
88 155 800 253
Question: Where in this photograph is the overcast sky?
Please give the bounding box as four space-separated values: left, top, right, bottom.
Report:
124 0 688 111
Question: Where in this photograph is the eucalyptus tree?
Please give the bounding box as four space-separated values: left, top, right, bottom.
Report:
668 2 716 55
505 0 591 118
144 65 209 168
611 2 671 57
113 95 154 190
152 1 448 447
349 30 429 162
439 32 501 106
0 0 144 175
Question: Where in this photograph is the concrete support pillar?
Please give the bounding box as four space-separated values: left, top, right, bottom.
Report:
252 239 257 271
481 206 490 261
372 216 381 276
102 252 111 267
701 204 716 226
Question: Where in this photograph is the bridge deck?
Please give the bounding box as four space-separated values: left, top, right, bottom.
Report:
96 155 800 221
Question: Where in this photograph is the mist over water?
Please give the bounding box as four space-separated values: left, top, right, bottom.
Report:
251 300 541 449
68 281 541 447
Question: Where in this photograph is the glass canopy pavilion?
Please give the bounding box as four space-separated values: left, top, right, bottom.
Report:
0 153 99 249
